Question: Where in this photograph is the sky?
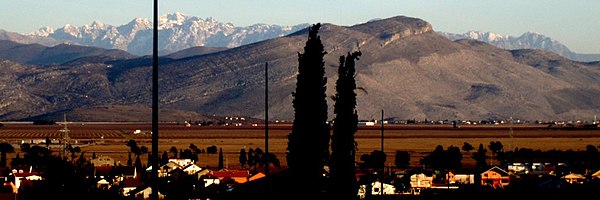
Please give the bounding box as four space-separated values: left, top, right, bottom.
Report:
1 0 599 53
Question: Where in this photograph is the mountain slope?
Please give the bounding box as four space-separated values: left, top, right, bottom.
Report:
1 16 600 122
0 40 137 65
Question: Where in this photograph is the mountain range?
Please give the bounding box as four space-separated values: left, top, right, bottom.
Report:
3 12 599 63
1 15 599 122
7 12 308 56
439 31 600 62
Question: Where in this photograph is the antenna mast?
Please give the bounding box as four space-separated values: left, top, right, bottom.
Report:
508 117 513 151
59 113 70 158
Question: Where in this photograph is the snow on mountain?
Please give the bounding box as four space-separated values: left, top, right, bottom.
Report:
25 12 308 55
438 31 600 62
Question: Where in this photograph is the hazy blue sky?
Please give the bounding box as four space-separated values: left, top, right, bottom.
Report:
2 0 598 53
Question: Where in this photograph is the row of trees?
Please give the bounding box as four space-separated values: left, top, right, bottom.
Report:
372 141 600 174
238 147 280 170
285 23 362 199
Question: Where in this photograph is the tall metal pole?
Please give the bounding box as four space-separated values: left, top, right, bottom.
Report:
264 62 270 195
265 62 269 176
151 0 159 199
380 109 384 195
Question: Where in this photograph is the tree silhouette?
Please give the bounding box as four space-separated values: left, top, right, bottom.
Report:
394 151 410 169
420 145 446 170
472 143 488 170
247 148 255 166
360 150 386 170
45 136 51 149
488 141 503 165
127 152 132 167
170 146 178 158
135 154 142 171
239 148 247 168
462 142 474 152
161 151 169 165
126 139 141 155
329 51 361 200
0 142 14 168
446 145 463 170
218 148 224 170
286 23 330 197
420 145 462 170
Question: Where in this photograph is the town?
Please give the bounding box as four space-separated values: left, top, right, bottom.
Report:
1 119 599 200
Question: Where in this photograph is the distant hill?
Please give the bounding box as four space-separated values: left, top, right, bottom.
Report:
1 16 600 122
439 31 600 62
0 40 137 65
163 46 229 59
24 104 219 122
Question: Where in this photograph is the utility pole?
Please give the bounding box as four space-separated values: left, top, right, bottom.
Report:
59 113 70 159
264 62 271 196
508 117 514 151
265 62 269 176
380 109 384 195
150 0 159 199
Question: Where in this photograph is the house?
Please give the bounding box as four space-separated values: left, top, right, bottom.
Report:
0 182 16 199
446 171 475 184
357 181 396 198
481 166 510 188
408 173 434 195
97 178 111 190
210 170 250 184
507 162 562 175
168 158 194 167
198 169 251 187
591 169 600 179
507 163 529 173
248 172 266 181
90 156 115 167
562 173 585 184
113 166 136 182
128 185 165 200
200 174 221 187
370 181 396 195
182 164 202 175
92 166 113 179
120 177 144 197
146 161 183 177
10 172 43 191
410 173 433 188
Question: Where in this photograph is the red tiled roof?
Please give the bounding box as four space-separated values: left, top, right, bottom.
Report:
122 177 143 188
12 172 41 177
210 170 249 178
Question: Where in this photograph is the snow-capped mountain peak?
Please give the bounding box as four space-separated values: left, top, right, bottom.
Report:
437 30 598 61
23 13 308 55
27 26 54 37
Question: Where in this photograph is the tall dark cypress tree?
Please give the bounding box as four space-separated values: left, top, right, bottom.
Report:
218 147 224 170
329 51 361 200
287 23 330 197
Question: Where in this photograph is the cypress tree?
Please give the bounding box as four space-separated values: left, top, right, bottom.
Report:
286 23 330 197
218 148 224 170
135 154 142 171
329 51 361 199
239 148 247 168
127 152 132 167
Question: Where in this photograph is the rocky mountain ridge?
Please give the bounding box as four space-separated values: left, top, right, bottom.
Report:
1 16 599 122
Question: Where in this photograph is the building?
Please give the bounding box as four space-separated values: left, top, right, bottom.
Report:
481 166 510 188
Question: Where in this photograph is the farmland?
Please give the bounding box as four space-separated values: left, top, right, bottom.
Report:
1 122 600 169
